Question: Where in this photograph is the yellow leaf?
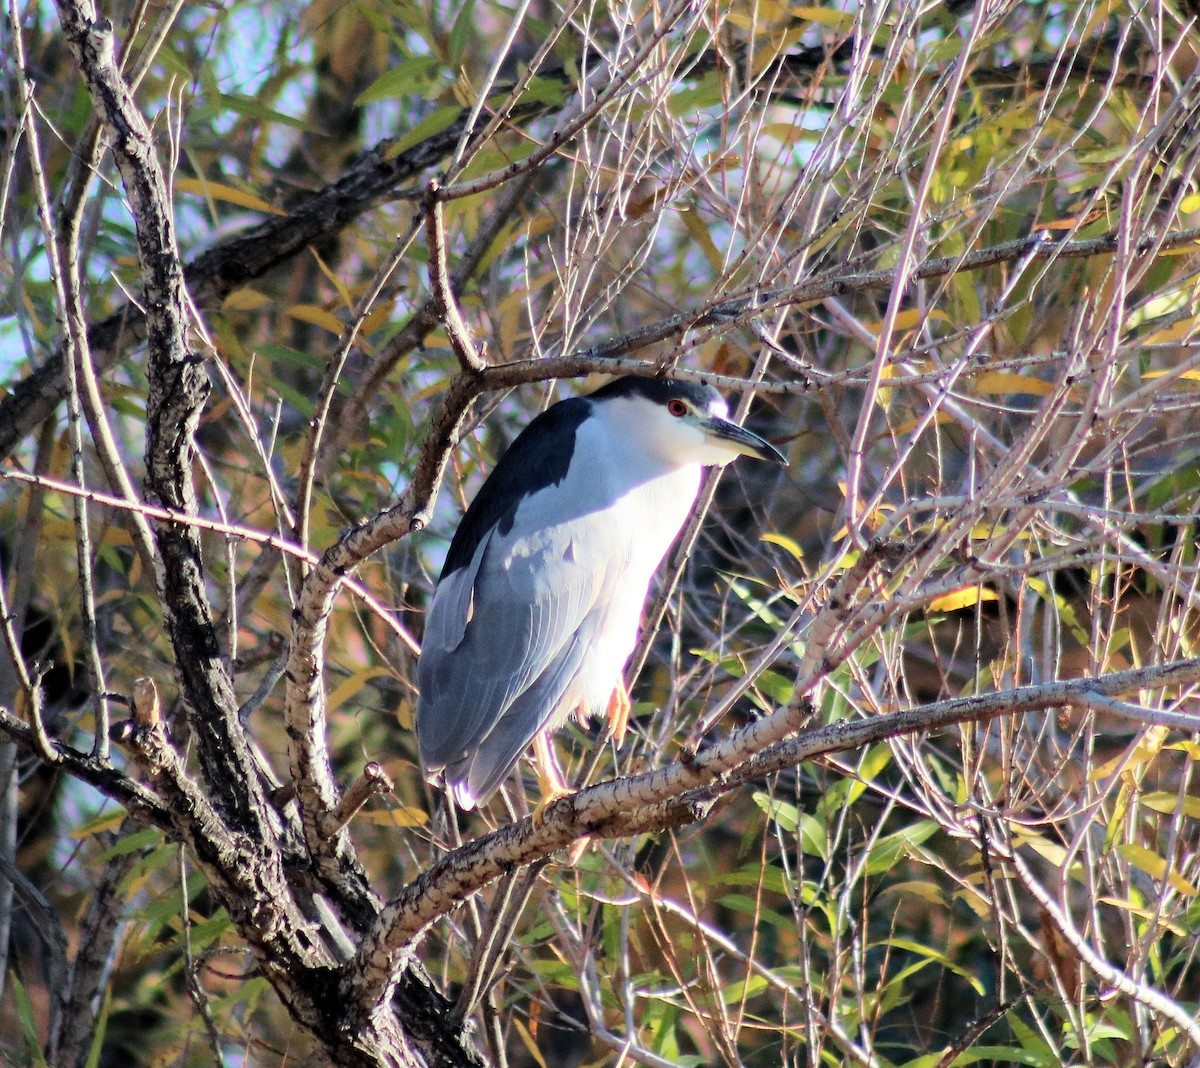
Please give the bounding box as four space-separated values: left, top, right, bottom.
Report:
511 1019 548 1068
1142 367 1200 382
1117 844 1199 896
358 805 427 828
1014 832 1067 866
1166 740 1200 758
175 177 287 216
327 667 393 712
953 885 992 918
1097 896 1186 931
361 303 392 337
71 809 126 838
681 207 724 273
881 880 945 904
1139 791 1200 818
927 586 998 613
309 246 353 311
864 308 949 333
726 0 791 31
763 122 814 148
285 303 346 336
886 410 954 436
791 5 857 31
831 497 894 540
973 372 1055 397
761 532 804 561
1090 734 1168 781
223 288 272 312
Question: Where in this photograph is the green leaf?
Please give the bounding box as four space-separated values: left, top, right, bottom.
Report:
1007 1012 1060 1065
10 974 50 1066
99 826 162 860
865 821 939 876
83 988 113 1068
185 908 234 954
720 864 791 895
754 669 794 705
217 93 308 129
942 1047 1059 1066
387 105 463 159
448 0 477 66
752 790 798 832
717 893 794 930
846 744 893 806
517 75 566 108
669 72 723 116
257 343 327 373
356 56 443 104
799 813 828 860
881 937 986 995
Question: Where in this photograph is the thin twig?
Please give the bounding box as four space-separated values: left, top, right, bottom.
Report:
320 763 396 838
1006 839 1200 1050
844 1 992 543
10 6 113 759
0 468 421 656
437 0 699 202
293 217 423 559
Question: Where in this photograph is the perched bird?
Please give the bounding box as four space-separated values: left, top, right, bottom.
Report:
416 376 787 809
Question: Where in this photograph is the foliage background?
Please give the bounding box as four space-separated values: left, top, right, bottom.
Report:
2 0 1200 1064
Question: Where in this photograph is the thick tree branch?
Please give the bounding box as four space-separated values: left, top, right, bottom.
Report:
52 0 276 843
342 657 1200 1012
284 372 482 890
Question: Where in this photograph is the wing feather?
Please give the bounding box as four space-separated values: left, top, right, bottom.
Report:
416 518 599 784
421 528 492 655
451 633 590 806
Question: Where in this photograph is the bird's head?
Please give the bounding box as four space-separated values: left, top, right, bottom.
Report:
586 376 788 469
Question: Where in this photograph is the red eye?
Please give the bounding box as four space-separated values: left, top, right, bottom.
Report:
667 399 688 417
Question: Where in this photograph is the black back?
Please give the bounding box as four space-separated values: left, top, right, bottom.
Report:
440 395 592 578
438 377 722 579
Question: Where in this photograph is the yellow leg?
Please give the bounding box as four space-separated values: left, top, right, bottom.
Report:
531 731 571 825
607 679 632 746
531 730 589 863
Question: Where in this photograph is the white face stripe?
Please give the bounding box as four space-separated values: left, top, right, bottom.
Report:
593 392 750 470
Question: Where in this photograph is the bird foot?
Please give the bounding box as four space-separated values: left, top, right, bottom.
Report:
607 680 632 746
531 731 573 828
531 784 572 827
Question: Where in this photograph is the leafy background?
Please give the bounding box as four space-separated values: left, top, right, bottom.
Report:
2 0 1200 1064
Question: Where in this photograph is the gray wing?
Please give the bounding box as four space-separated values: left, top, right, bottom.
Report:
447 630 590 806
415 516 602 787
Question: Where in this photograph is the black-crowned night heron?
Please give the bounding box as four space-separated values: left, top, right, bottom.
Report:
416 376 787 809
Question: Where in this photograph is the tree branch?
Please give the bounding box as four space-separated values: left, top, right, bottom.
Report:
343 657 1200 1013
52 0 282 843
284 371 482 902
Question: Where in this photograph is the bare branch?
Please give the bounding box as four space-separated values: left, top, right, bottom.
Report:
345 658 1200 1012
425 185 487 374
321 763 396 838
